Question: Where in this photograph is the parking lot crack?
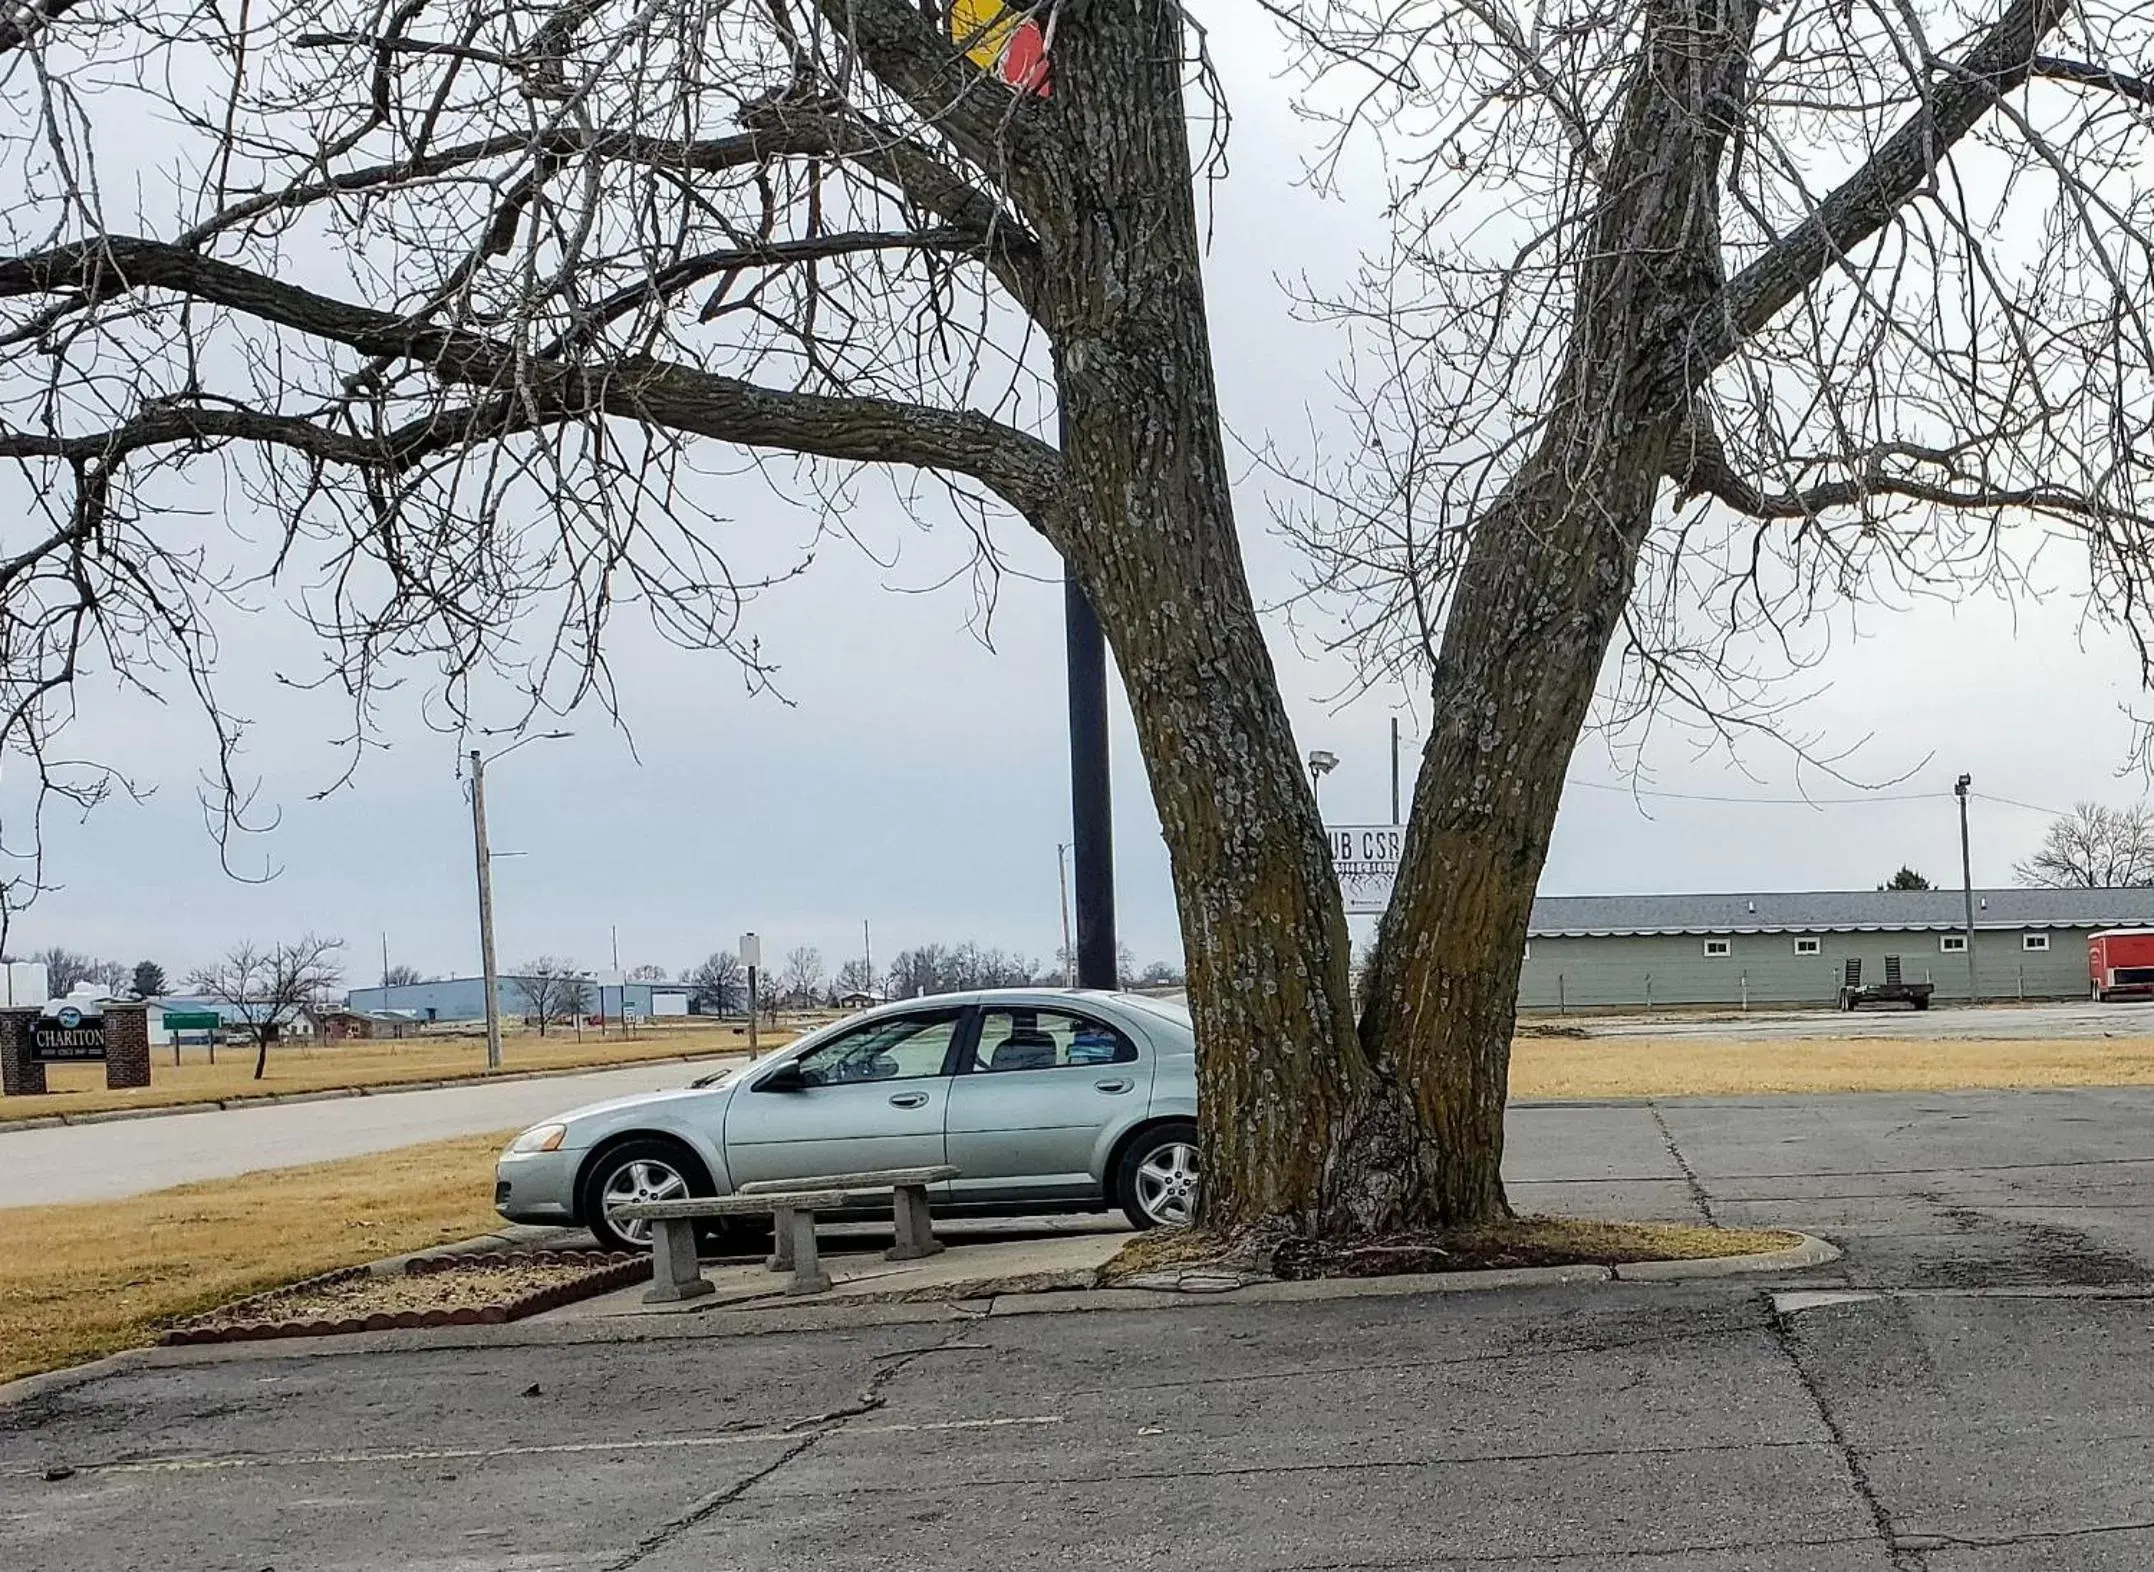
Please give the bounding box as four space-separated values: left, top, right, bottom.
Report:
1764 1294 1917 1570
1649 1104 1717 1225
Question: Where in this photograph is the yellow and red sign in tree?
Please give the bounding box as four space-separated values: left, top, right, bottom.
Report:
950 0 1050 96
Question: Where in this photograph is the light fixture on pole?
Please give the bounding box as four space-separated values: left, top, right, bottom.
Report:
1307 749 1340 811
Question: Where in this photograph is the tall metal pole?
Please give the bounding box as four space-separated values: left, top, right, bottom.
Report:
1390 716 1401 824
470 749 503 1071
1956 774 1979 1002
1057 843 1075 987
863 919 873 999
1065 578 1117 988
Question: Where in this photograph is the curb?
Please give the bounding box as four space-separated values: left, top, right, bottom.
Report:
0 1049 749 1134
807 1232 1844 1309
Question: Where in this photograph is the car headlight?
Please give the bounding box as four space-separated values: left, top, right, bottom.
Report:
507 1123 567 1154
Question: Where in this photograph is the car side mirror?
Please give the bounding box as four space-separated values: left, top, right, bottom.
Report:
755 1063 810 1093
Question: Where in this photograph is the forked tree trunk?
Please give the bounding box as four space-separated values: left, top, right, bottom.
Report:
1029 4 1369 1229
1351 0 1765 1227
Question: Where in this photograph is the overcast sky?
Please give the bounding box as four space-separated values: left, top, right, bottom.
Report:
5 18 2148 986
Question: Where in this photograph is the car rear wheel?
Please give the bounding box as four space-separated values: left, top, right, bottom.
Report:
1118 1121 1200 1230
581 1138 708 1253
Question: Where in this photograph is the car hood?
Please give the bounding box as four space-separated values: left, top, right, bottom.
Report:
546 1079 736 1130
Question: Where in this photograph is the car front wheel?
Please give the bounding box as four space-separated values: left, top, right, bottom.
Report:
1118 1121 1200 1230
581 1138 707 1253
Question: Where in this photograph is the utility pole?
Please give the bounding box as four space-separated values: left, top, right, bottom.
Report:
380 932 389 991
1057 842 1075 987
470 749 503 1071
1065 578 1117 988
740 932 761 1060
1956 774 1979 1002
1391 718 1402 823
862 919 873 1000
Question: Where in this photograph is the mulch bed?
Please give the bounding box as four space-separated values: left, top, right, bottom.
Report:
160 1249 649 1345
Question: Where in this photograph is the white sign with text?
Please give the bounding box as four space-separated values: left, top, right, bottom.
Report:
1329 824 1404 916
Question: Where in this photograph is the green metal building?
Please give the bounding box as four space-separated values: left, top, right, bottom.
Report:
1519 888 2154 1011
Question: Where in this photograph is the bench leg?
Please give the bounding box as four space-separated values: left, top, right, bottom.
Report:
643 1219 714 1304
765 1205 796 1273
885 1184 944 1262
785 1208 831 1295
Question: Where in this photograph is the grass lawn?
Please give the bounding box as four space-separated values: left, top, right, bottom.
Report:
0 1022 795 1123
0 1131 514 1386
1510 1032 2154 1098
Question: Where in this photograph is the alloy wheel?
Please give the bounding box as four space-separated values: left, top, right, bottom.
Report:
599 1157 690 1245
1134 1141 1200 1227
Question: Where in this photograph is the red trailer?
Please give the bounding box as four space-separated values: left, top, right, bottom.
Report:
2087 929 2154 1000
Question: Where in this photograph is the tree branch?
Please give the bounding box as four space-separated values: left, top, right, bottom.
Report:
0 237 1071 526
1700 0 2072 373
807 0 1050 200
2030 55 2154 108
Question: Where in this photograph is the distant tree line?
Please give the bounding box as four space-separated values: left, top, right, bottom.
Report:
2 946 168 1000
674 939 1186 1014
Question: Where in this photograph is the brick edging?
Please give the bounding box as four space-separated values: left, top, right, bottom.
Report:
160 1250 651 1345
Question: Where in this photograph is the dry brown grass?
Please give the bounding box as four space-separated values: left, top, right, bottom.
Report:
1107 1216 1797 1283
0 1131 515 1387
0 1021 798 1123
1509 1033 2154 1099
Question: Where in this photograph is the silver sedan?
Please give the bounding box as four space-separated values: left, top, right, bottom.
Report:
495 988 1199 1251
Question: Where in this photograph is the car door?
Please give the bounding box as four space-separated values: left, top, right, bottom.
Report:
943 1005 1153 1204
721 1007 966 1187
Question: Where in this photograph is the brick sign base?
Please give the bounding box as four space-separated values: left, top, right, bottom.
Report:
1 1004 152 1096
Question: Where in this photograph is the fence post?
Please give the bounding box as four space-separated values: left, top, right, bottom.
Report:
1558 974 1567 1015
1644 974 1653 1011
1741 973 1749 1012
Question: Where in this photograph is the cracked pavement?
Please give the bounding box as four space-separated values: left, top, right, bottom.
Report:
6 1087 2154 1569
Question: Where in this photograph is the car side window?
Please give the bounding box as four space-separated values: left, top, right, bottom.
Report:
966 1009 1137 1073
791 1014 961 1086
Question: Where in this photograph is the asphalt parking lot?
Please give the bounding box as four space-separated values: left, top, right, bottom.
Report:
5 1087 2152 1570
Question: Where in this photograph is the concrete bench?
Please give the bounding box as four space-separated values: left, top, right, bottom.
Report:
614 1190 849 1302
614 1164 959 1304
737 1165 958 1269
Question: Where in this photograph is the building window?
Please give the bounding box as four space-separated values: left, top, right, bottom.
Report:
1940 934 1968 954
1793 937 1821 956
2023 932 2050 952
1703 938 1732 957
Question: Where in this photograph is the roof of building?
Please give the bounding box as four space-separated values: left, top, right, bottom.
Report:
1527 887 2154 938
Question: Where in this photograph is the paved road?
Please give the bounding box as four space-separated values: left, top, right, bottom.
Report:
6 1087 2152 1569
0 1059 745 1209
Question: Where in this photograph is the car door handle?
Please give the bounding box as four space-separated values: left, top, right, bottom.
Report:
1093 1078 1135 1094
889 1092 931 1109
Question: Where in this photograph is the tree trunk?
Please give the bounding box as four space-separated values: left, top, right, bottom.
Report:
253 1030 270 1080
1355 0 1764 1227
1031 5 1371 1231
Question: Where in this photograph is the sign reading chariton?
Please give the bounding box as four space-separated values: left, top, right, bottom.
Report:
31 1003 107 1062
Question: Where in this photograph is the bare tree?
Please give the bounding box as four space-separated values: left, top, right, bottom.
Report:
685 951 745 1015
0 1 1390 1246
2016 803 2154 887
831 956 878 999
515 958 590 1036
1247 0 2154 1228
1137 960 1186 987
626 963 669 982
87 958 132 994
29 947 97 997
779 946 825 1009
381 964 425 988
187 936 345 1078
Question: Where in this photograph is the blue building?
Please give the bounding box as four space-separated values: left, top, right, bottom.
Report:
344 975 691 1024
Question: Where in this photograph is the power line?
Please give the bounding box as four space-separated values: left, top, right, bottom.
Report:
1565 779 1942 807
1969 790 2073 817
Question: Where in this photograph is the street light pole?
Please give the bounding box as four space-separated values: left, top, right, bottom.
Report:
470 748 503 1071
1956 774 1979 1003
1057 842 1075 987
1390 717 1401 824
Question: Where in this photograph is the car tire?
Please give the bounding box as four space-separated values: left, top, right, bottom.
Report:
580 1137 711 1253
1117 1121 1200 1231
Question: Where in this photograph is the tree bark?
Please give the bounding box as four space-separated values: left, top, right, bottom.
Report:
1027 4 1370 1231
1355 0 1765 1227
